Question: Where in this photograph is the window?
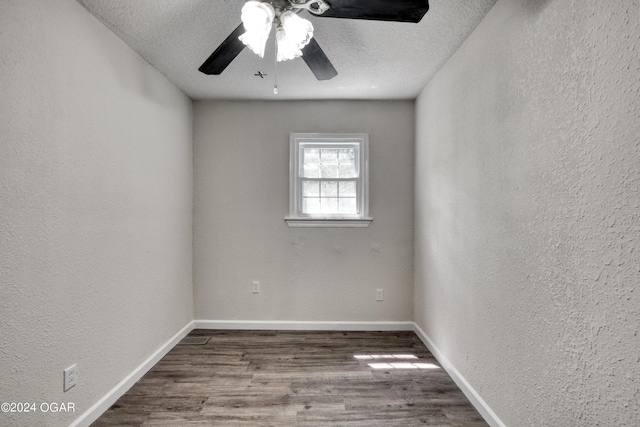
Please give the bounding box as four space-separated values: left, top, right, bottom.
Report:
286 133 372 227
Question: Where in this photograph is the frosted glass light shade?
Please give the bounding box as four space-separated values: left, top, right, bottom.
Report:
276 11 314 62
238 1 275 58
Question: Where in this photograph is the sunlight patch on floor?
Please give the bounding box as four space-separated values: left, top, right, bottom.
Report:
353 354 440 370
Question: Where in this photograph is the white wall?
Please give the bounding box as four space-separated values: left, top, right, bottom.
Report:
415 0 640 425
194 101 414 322
0 1 193 426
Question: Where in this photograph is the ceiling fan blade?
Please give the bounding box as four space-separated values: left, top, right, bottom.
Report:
317 0 429 23
198 24 246 75
301 38 338 81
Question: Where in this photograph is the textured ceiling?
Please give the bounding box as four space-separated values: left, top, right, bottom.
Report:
77 0 498 100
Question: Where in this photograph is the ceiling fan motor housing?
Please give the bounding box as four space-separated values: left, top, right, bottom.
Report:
255 0 331 16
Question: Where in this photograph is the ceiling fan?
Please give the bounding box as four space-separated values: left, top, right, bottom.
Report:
198 0 430 81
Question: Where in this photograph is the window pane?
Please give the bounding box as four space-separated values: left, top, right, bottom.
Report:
319 149 338 178
339 181 356 197
303 163 320 178
304 148 320 162
339 198 357 214
320 164 338 178
338 148 357 178
302 197 320 214
338 162 356 178
303 181 319 197
302 149 320 178
339 148 355 160
321 198 338 213
320 181 338 197
320 149 338 161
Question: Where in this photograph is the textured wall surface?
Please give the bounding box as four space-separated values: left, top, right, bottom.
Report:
414 0 640 425
194 101 414 322
0 1 193 426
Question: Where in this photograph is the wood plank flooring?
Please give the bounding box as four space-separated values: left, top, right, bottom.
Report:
91 330 488 426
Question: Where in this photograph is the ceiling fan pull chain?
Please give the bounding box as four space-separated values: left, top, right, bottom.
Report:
273 25 279 95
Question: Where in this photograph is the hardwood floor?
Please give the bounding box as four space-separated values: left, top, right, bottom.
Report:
91 330 488 426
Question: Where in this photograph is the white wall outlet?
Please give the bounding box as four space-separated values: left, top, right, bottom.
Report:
63 364 77 392
376 289 384 301
252 280 260 294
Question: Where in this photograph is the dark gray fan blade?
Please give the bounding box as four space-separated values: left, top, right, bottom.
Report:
301 38 338 81
318 0 429 23
199 24 245 75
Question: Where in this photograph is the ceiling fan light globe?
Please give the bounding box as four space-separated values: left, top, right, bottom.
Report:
276 28 302 61
276 12 314 62
240 1 275 29
280 11 313 48
239 31 270 58
238 1 275 58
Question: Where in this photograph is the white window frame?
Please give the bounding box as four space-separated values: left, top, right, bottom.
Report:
285 133 372 228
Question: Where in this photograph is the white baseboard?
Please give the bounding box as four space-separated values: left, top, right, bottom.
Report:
69 321 195 427
412 323 506 427
193 319 415 331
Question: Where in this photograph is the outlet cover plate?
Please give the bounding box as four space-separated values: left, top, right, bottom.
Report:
64 364 77 392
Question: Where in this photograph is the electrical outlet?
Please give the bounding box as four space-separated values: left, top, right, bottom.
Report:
376 289 384 301
252 280 260 294
63 364 77 392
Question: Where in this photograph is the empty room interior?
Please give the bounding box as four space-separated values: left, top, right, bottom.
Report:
1 0 638 426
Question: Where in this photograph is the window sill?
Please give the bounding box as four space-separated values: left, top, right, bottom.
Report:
285 217 373 228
